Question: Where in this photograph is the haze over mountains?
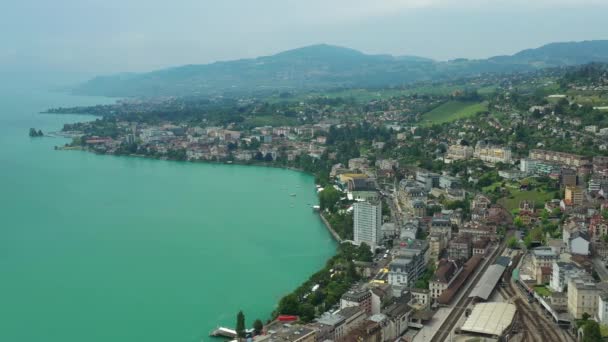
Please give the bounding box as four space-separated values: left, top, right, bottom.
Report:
75 40 608 98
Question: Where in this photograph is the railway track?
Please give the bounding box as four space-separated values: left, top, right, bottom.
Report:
499 278 568 342
430 242 507 342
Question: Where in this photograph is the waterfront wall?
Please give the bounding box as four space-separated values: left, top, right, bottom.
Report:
319 213 343 243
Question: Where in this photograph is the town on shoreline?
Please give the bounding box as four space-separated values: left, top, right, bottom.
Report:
47 63 608 341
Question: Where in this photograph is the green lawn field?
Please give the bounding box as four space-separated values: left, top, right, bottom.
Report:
421 101 488 125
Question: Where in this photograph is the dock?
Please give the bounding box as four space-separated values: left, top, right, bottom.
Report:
210 327 237 339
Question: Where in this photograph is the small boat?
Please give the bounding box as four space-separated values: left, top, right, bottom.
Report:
290 193 296 197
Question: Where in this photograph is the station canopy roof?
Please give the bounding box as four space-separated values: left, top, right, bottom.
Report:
460 302 516 336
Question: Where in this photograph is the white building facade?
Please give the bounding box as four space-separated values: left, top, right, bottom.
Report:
354 201 382 250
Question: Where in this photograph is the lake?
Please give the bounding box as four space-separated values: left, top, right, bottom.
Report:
0 79 335 341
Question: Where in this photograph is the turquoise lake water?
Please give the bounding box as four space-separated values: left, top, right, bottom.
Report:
0 79 335 341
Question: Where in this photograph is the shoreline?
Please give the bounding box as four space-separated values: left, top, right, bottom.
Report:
57 144 343 326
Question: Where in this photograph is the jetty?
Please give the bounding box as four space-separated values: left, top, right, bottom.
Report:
210 327 237 339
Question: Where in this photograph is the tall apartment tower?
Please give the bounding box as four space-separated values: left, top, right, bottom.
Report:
354 201 382 250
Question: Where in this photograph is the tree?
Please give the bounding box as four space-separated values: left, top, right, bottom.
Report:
277 294 300 315
253 319 263 335
319 187 341 212
236 310 246 338
507 237 519 249
356 243 374 262
300 303 315 322
582 320 601 342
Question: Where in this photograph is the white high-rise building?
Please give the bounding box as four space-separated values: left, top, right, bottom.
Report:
354 201 382 250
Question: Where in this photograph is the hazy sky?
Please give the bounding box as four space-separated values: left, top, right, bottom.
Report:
1 0 607 75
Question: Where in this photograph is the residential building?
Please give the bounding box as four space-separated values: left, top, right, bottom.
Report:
472 239 490 256
590 215 608 240
448 235 472 261
565 185 584 206
315 307 366 341
598 293 608 325
429 259 463 299
529 149 591 168
445 144 474 162
416 171 440 191
474 141 513 164
383 297 413 340
569 231 590 256
550 262 588 292
375 159 399 171
561 168 578 187
400 220 419 241
568 277 600 319
412 200 426 218
370 284 392 315
399 185 427 211
520 158 538 174
341 289 372 315
340 320 382 342
531 247 558 283
348 158 369 171
354 201 382 250
407 288 430 310
347 178 378 202
428 232 446 262
471 194 492 211
430 216 453 241
439 175 461 189
388 240 429 287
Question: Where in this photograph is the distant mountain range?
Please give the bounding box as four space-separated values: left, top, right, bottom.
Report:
74 40 608 97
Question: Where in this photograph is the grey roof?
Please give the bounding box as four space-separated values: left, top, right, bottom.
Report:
495 256 511 268
339 306 364 320
570 231 590 242
316 312 345 326
342 289 370 302
469 264 507 300
383 297 412 319
532 247 557 257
